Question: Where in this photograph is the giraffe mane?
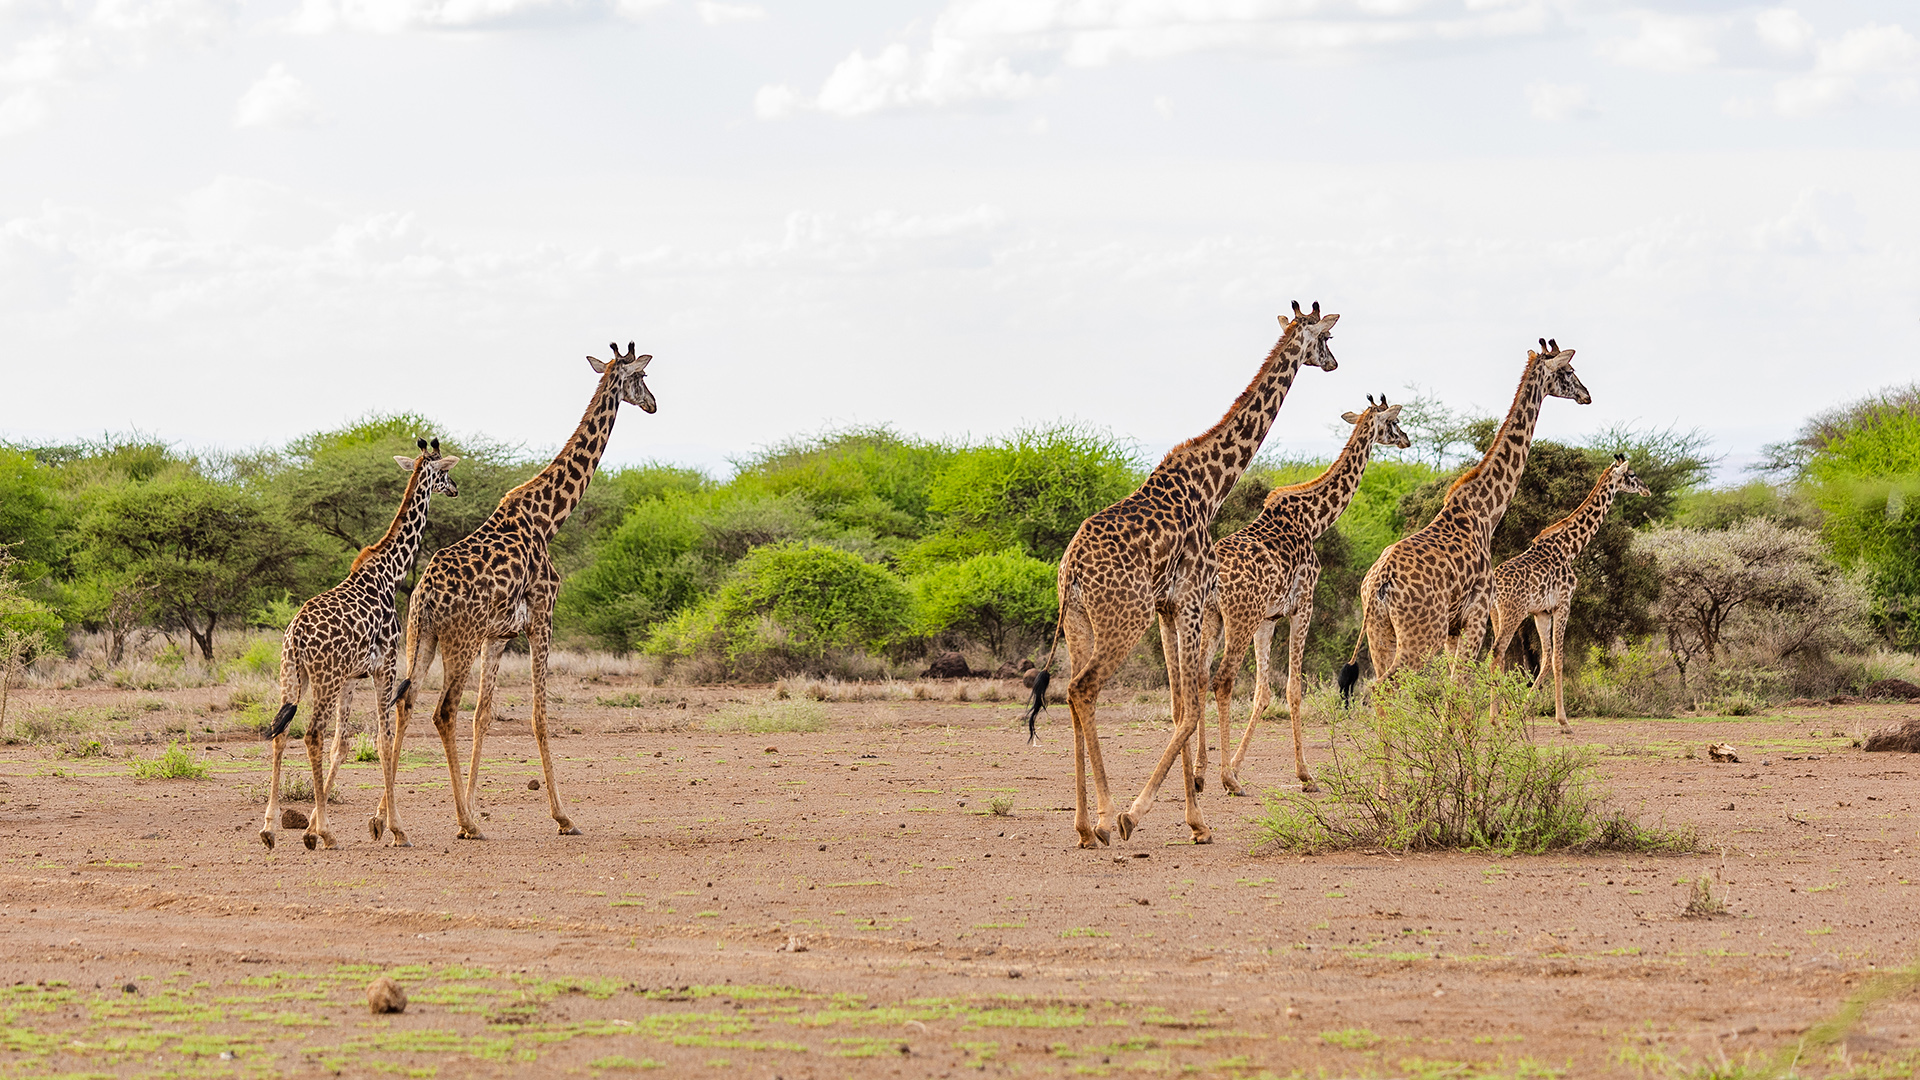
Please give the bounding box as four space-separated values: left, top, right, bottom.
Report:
1534 463 1616 540
354 451 432 574
1442 351 1544 507
1165 314 1305 460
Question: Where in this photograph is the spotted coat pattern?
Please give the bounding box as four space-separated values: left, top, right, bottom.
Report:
1353 343 1591 696
380 345 656 846
261 446 459 852
1054 304 1338 849
1489 455 1649 728
1198 400 1408 794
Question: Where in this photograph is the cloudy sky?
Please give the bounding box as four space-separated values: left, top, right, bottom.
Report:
2 0 1916 478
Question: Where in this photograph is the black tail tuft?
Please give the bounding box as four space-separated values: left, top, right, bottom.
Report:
266 703 298 740
1337 663 1360 707
1022 670 1051 744
387 678 411 710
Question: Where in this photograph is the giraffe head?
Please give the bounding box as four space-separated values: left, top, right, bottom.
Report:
394 437 461 497
1609 452 1651 497
1341 394 1411 450
1530 338 1591 404
588 341 657 414
1283 300 1339 372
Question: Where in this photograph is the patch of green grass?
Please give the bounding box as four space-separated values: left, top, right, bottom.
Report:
129 741 207 780
1060 927 1110 939
702 698 828 734
1321 1027 1381 1050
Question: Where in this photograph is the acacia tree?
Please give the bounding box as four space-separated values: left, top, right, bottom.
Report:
75 475 302 661
1638 519 1869 694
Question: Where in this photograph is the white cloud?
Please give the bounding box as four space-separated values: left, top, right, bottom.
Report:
1773 21 1919 115
695 1 764 24
754 83 801 119
764 0 1559 118
1751 189 1863 255
1525 81 1597 122
1596 12 1719 71
0 89 50 137
1753 7 1814 57
233 64 324 129
288 0 659 33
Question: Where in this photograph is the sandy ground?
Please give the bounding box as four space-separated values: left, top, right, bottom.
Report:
2 676 1918 1078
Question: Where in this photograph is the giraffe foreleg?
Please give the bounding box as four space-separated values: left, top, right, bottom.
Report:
527 612 578 836
1194 602 1223 788
379 621 434 847
306 685 351 850
261 728 290 851
1281 610 1316 790
261 666 305 850
1062 607 1114 849
1210 610 1256 797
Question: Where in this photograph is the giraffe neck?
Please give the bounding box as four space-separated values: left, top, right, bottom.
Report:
501 368 623 542
1261 415 1377 537
1152 324 1310 517
1443 355 1548 540
1536 470 1619 560
353 467 435 596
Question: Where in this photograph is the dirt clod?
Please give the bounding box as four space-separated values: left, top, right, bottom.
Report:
280 808 309 829
528 779 541 790
366 976 408 1014
1865 716 1920 753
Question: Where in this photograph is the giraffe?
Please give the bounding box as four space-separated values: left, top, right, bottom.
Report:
1195 396 1410 796
378 343 656 846
1488 453 1649 729
1346 340 1591 716
1052 302 1338 849
260 440 460 851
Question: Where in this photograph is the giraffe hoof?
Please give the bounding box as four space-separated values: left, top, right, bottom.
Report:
1094 826 1111 846
368 817 385 841
388 834 411 849
1190 826 1213 845
1192 774 1205 794
457 829 488 841
1078 834 1101 850
302 833 318 851
1299 780 1320 794
259 830 275 850
1221 774 1244 797
1115 813 1136 841
558 825 582 836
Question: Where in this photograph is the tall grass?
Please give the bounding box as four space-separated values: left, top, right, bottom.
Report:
129 742 207 780
1258 658 1694 854
702 698 829 734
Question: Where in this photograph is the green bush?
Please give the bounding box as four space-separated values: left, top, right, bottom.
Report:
130 741 207 780
1804 412 1920 648
910 549 1057 657
646 542 914 678
917 425 1140 565
1256 658 1694 854
231 637 281 677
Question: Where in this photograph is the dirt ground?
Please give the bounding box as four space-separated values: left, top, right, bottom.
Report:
3 675 1918 1079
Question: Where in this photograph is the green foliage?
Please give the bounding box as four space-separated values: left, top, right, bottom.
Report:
232 637 282 677
73 472 304 660
130 741 208 780
1674 481 1820 531
1802 410 1920 647
919 425 1141 565
0 448 62 578
910 549 1057 657
731 426 954 544
646 542 914 678
1257 658 1695 854
702 698 828 733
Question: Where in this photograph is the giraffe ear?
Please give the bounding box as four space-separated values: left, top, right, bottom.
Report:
1340 411 1362 425
395 456 417 471
587 355 608 375
435 455 462 469
1317 312 1338 329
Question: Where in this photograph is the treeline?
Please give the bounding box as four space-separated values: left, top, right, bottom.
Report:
3 382 1916 705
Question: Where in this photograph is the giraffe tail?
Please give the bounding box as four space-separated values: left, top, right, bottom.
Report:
266 703 298 740
1021 670 1051 745
387 678 411 711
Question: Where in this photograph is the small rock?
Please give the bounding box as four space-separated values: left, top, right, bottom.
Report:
366 976 408 1014
1006 969 1023 979
1722 802 1735 811
1285 1005 1300 1020
527 779 541 791
280 808 309 830
122 983 137 995
764 746 778 754
784 936 807 953
1707 743 1740 763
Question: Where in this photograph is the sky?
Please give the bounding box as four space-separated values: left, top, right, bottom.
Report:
2 0 1916 480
